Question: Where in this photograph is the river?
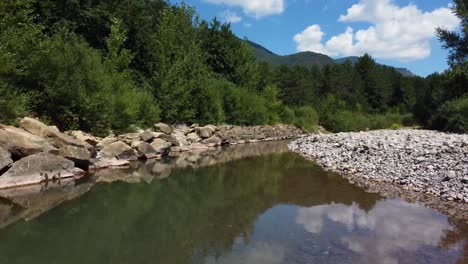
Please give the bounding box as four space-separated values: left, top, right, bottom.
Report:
0 141 466 264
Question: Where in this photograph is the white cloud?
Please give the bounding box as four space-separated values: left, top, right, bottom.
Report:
294 0 460 61
204 0 284 18
220 10 242 24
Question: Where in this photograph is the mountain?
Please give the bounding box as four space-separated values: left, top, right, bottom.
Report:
335 56 415 77
247 41 415 76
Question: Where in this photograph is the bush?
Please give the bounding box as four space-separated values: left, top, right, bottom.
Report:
430 95 468 133
292 106 318 132
223 85 268 125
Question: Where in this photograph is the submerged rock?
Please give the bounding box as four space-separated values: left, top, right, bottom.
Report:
0 153 83 188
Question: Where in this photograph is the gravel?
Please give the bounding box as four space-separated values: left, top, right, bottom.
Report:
289 129 468 203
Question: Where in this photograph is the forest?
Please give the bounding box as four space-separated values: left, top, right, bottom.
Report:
0 0 466 136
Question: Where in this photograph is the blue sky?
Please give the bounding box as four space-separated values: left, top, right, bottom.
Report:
170 0 460 76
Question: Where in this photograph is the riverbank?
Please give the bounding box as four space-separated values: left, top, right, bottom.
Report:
289 129 468 220
0 117 304 189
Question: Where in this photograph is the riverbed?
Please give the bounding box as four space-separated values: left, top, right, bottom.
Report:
0 141 466 264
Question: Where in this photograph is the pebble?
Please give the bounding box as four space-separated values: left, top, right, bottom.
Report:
289 129 468 203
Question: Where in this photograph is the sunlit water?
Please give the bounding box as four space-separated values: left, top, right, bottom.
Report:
0 141 466 264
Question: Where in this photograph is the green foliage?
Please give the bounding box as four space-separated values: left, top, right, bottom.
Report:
291 106 318 132
223 86 268 125
0 82 28 124
430 95 468 133
196 78 226 125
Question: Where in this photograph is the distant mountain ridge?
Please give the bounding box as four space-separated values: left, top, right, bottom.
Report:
246 40 415 77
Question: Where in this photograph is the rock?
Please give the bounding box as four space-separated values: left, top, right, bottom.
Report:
154 123 172 135
90 158 130 170
0 153 84 189
150 139 172 154
19 117 92 151
98 142 138 161
60 145 91 170
186 132 201 143
152 163 172 179
201 135 222 147
0 147 13 172
134 142 159 159
462 177 468 184
196 126 215 139
140 129 155 142
96 137 118 150
68 130 99 146
118 133 141 145
0 124 58 159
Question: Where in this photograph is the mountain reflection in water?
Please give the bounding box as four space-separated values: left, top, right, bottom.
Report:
0 141 466 264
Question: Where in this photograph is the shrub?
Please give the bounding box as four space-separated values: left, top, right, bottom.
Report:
292 106 318 132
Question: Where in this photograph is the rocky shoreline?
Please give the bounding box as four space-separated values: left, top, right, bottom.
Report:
0 117 304 189
289 129 468 220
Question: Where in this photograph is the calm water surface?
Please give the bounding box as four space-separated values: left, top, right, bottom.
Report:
0 141 466 264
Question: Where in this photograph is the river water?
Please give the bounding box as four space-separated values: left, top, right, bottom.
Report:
0 141 466 264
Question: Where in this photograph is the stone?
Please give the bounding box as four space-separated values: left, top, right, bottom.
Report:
0 147 13 172
0 124 58 159
154 123 172 134
118 133 141 145
96 137 118 150
90 158 130 170
201 135 222 147
150 139 172 154
186 132 201 143
19 117 92 151
196 126 215 139
68 130 99 146
134 142 159 159
60 145 91 170
0 153 84 189
140 129 155 142
152 163 172 179
98 142 138 161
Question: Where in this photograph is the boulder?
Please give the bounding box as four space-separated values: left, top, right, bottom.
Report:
98 142 138 161
154 123 172 135
201 135 222 147
0 153 84 189
134 142 159 159
19 117 92 151
186 132 201 143
90 158 130 170
150 139 172 154
68 130 99 146
96 137 118 150
0 147 13 172
196 126 215 139
140 129 155 142
0 124 58 159
118 133 141 145
60 145 91 170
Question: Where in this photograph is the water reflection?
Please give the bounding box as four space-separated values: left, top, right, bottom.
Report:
0 141 465 264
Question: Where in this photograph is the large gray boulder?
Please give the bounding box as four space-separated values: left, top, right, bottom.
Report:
60 145 92 170
201 135 222 147
150 139 172 154
154 123 172 135
118 133 141 145
96 137 118 150
67 130 99 146
186 132 201 143
140 129 155 142
196 126 215 139
0 124 58 158
98 142 138 161
20 117 92 151
0 153 83 189
134 142 159 159
0 147 13 172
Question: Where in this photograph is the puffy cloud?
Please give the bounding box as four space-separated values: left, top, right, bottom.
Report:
219 10 242 24
204 0 284 18
294 0 460 61
296 200 454 264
